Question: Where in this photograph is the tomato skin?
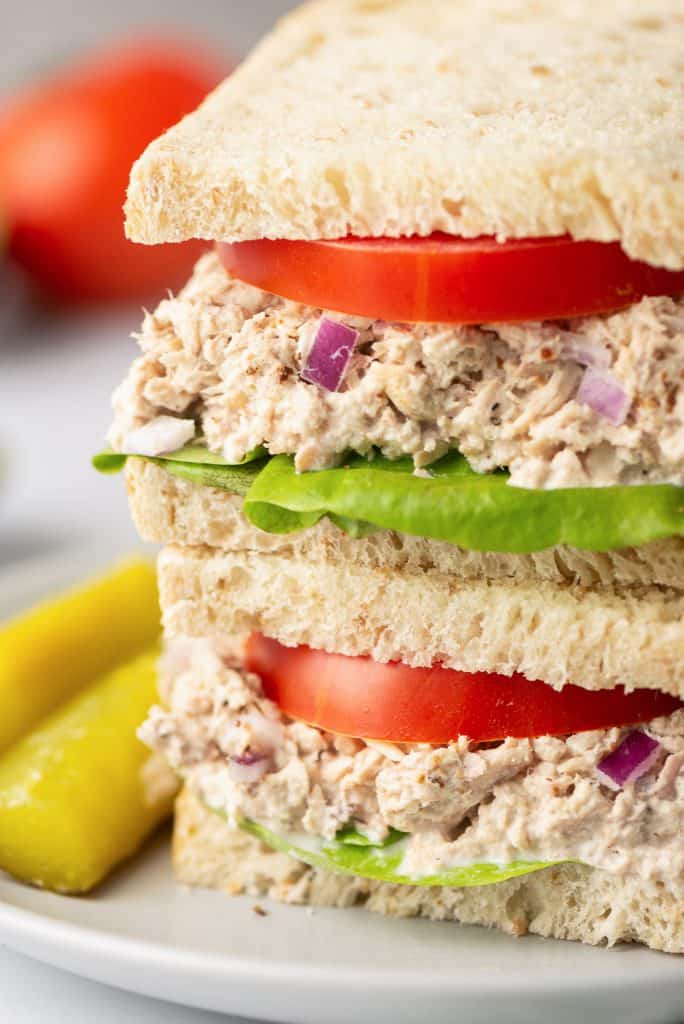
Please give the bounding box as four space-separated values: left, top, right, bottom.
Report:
0 39 227 303
218 235 684 325
245 634 682 744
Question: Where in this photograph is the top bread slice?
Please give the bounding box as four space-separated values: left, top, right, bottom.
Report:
125 0 684 269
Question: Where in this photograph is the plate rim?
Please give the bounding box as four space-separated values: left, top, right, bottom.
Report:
2 881 684 998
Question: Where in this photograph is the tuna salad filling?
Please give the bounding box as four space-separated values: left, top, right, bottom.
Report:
109 253 684 491
140 638 684 889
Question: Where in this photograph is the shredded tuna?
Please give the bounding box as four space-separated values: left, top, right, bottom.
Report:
109 253 684 490
139 638 684 885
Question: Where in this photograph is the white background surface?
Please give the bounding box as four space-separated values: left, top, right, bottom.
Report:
2 1 294 91
1 309 139 565
0 948 253 1024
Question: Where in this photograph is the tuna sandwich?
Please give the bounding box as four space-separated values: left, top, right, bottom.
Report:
98 0 684 952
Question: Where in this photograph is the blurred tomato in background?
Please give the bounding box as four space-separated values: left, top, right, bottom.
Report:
0 37 226 304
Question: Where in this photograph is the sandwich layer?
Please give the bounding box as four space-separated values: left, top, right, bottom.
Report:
156 544 684 697
110 253 684 490
126 459 684 592
174 788 684 953
142 638 684 889
124 0 684 270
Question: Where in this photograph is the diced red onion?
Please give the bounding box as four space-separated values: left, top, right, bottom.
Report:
233 752 265 766
301 317 359 392
577 367 631 426
229 752 270 784
596 730 661 790
560 336 611 370
121 415 195 457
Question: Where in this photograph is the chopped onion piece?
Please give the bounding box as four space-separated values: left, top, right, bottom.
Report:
577 367 631 426
560 336 612 370
121 415 195 457
596 730 661 790
229 752 270 784
301 317 359 392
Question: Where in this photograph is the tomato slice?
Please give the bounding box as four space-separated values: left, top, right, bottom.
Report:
218 235 684 325
0 39 224 303
245 634 682 744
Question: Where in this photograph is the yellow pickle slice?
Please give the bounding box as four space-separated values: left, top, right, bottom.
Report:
0 558 160 752
0 650 176 893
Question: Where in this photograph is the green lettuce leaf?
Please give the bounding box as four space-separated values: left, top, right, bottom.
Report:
92 447 266 498
160 458 264 497
244 452 684 553
241 818 556 887
335 825 405 847
92 450 128 473
94 445 684 554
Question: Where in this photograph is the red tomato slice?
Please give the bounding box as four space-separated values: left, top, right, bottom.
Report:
0 38 226 303
218 235 684 325
245 634 682 744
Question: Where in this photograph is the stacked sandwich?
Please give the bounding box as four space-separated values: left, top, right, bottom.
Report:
102 0 684 951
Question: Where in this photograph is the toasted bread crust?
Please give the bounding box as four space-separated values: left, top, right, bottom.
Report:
125 0 684 269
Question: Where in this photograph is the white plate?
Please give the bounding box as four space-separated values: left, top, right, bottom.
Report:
1 549 683 1024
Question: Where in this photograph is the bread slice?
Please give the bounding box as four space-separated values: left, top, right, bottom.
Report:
157 540 684 697
127 459 684 592
173 788 684 953
124 0 684 270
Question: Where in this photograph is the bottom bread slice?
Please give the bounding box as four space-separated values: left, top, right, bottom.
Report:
173 788 684 953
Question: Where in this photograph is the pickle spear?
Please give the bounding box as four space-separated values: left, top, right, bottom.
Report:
0 558 159 752
0 650 175 893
